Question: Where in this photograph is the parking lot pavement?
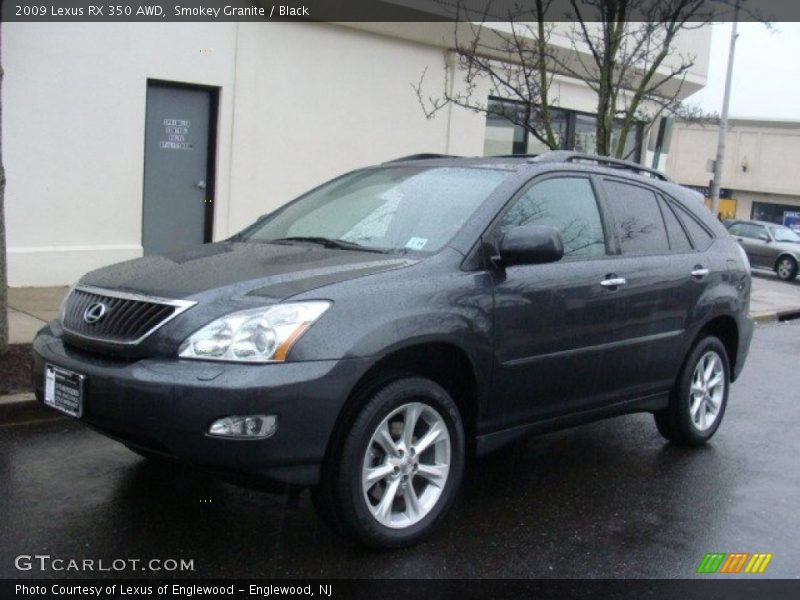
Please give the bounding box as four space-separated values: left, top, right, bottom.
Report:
1 320 799 579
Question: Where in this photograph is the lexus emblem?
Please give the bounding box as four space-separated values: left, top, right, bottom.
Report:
83 302 108 324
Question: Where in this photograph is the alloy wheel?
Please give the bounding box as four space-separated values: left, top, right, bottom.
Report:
689 350 726 432
361 402 451 529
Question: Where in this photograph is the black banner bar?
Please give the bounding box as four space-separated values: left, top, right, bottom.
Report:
3 579 800 600
3 0 800 23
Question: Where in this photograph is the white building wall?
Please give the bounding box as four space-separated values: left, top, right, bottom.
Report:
3 22 239 286
3 21 710 286
3 21 489 285
665 120 800 196
664 120 800 220
224 22 477 234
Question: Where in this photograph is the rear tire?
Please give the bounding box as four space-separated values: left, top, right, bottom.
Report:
313 377 465 549
655 336 730 446
775 256 798 281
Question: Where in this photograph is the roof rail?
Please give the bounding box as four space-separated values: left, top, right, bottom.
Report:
383 153 462 163
489 154 541 159
530 151 670 182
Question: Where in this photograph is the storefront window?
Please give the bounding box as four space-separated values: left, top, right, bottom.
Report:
483 100 567 156
483 98 643 162
751 201 800 226
573 114 597 154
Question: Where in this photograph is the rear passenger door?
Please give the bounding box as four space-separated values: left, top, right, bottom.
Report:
598 178 710 398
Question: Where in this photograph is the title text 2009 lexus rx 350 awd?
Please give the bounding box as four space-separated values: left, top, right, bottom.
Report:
34 152 753 548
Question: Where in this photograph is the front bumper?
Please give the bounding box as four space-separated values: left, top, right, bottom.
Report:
32 324 370 488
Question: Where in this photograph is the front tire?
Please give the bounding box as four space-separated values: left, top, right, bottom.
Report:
315 377 465 548
655 336 730 446
776 256 798 281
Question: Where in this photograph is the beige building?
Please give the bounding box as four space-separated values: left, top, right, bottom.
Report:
3 21 710 286
665 118 800 224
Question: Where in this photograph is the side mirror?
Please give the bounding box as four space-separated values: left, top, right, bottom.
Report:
499 225 564 267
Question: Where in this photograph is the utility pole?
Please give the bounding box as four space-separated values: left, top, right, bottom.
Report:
710 3 740 218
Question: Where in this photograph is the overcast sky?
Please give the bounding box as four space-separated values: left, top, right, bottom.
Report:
688 21 800 120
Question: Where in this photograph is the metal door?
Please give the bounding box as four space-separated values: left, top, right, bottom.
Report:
142 83 214 256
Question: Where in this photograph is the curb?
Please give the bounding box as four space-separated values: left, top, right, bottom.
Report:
751 311 778 323
750 308 800 324
0 392 56 425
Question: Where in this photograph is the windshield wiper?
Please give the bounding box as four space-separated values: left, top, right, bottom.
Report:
268 236 391 254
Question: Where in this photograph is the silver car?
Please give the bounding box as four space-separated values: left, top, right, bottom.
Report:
726 219 800 281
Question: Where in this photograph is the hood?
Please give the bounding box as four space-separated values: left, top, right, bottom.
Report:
79 241 417 300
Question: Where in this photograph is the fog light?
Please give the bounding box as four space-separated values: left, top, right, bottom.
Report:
208 415 277 439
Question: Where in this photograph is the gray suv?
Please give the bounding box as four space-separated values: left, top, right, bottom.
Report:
726 219 800 281
33 151 754 548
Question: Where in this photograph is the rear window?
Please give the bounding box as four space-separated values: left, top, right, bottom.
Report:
672 202 714 251
659 197 693 252
603 180 670 255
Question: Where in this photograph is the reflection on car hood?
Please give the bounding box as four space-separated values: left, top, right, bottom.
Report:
78 242 418 300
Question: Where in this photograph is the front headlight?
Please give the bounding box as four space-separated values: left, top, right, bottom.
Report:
178 301 331 363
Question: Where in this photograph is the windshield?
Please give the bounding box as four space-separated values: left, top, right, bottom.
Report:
238 166 510 253
769 226 800 243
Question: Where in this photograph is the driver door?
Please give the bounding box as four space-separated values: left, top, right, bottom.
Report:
487 174 626 432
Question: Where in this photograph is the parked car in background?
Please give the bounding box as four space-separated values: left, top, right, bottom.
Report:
725 219 800 281
33 151 753 548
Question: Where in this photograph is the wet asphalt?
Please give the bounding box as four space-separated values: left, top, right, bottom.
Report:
1 320 799 579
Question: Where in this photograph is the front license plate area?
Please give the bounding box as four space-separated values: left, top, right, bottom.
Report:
44 364 85 418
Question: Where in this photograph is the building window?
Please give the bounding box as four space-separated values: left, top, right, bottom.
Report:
482 98 643 163
751 200 800 226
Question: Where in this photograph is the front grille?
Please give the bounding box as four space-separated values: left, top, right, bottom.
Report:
62 287 195 345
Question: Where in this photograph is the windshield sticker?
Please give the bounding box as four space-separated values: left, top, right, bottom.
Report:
405 237 428 251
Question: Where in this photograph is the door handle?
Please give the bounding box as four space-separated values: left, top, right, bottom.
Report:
195 180 207 190
691 267 710 279
600 277 627 288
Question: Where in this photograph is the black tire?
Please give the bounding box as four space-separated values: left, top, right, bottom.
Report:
313 377 465 549
775 255 798 281
655 336 730 446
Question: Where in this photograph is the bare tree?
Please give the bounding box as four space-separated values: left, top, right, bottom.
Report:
0 24 8 355
413 0 561 152
413 0 723 159
560 0 713 157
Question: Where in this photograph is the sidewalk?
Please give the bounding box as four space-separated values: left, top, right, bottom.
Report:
8 286 69 344
749 271 800 322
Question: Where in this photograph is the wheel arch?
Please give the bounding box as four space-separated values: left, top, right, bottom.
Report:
774 252 798 271
695 314 739 381
322 341 480 468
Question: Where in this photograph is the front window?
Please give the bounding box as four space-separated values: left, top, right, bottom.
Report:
499 177 607 258
769 225 800 243
239 167 510 253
